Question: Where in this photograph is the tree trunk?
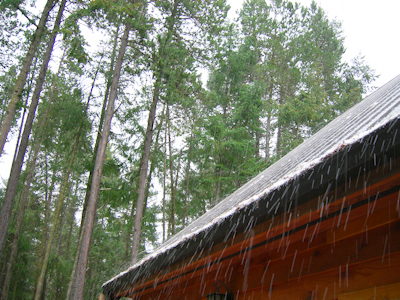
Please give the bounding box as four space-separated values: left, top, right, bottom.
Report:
41 157 56 257
276 84 286 157
0 142 39 300
0 0 66 254
183 132 193 226
37 86 88 299
2 19 63 298
65 181 80 257
128 102 163 256
33 168 72 300
167 104 176 236
265 112 272 160
162 116 167 242
79 25 120 234
67 23 131 300
214 165 221 204
0 0 54 156
255 129 261 158
265 86 273 161
130 0 179 264
11 54 37 164
131 81 160 264
1 82 31 255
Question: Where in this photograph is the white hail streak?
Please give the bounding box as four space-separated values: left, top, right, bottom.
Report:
103 113 399 288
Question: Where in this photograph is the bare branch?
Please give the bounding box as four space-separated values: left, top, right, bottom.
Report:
16 6 38 28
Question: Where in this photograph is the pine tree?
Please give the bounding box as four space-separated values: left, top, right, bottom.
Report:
0 0 67 253
0 0 55 156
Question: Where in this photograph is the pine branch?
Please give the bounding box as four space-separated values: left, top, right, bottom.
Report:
15 5 38 28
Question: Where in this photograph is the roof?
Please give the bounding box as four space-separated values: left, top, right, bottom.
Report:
103 74 400 297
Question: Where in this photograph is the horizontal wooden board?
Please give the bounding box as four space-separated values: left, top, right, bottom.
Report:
338 281 400 300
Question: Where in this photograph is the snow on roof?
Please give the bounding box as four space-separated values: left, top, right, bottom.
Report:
103 74 400 292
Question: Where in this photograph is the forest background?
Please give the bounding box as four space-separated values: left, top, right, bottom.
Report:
0 0 388 299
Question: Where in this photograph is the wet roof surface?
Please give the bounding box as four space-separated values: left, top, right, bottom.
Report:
103 74 400 294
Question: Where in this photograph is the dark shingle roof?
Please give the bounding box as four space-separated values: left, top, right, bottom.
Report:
103 74 400 296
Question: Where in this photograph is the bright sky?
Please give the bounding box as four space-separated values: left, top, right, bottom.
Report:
227 0 400 88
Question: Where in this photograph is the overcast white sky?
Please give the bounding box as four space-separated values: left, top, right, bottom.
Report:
228 0 400 88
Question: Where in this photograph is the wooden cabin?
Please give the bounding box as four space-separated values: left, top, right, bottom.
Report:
102 75 400 300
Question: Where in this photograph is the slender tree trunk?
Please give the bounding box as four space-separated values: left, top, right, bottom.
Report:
34 153 56 287
143 113 163 207
42 158 56 255
126 169 139 259
214 164 221 204
131 82 160 263
0 57 36 259
2 90 30 246
276 126 282 157
183 133 193 226
130 0 179 264
39 268 47 300
0 142 39 300
35 113 85 299
2 27 62 300
167 104 176 235
66 181 80 257
55 179 77 299
38 93 87 299
0 0 66 254
55 194 68 252
33 168 72 300
265 86 273 160
265 112 271 160
38 56 66 255
11 54 37 164
67 23 131 300
276 85 285 157
79 26 120 233
0 0 54 156
128 106 163 256
255 130 261 158
162 118 167 242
